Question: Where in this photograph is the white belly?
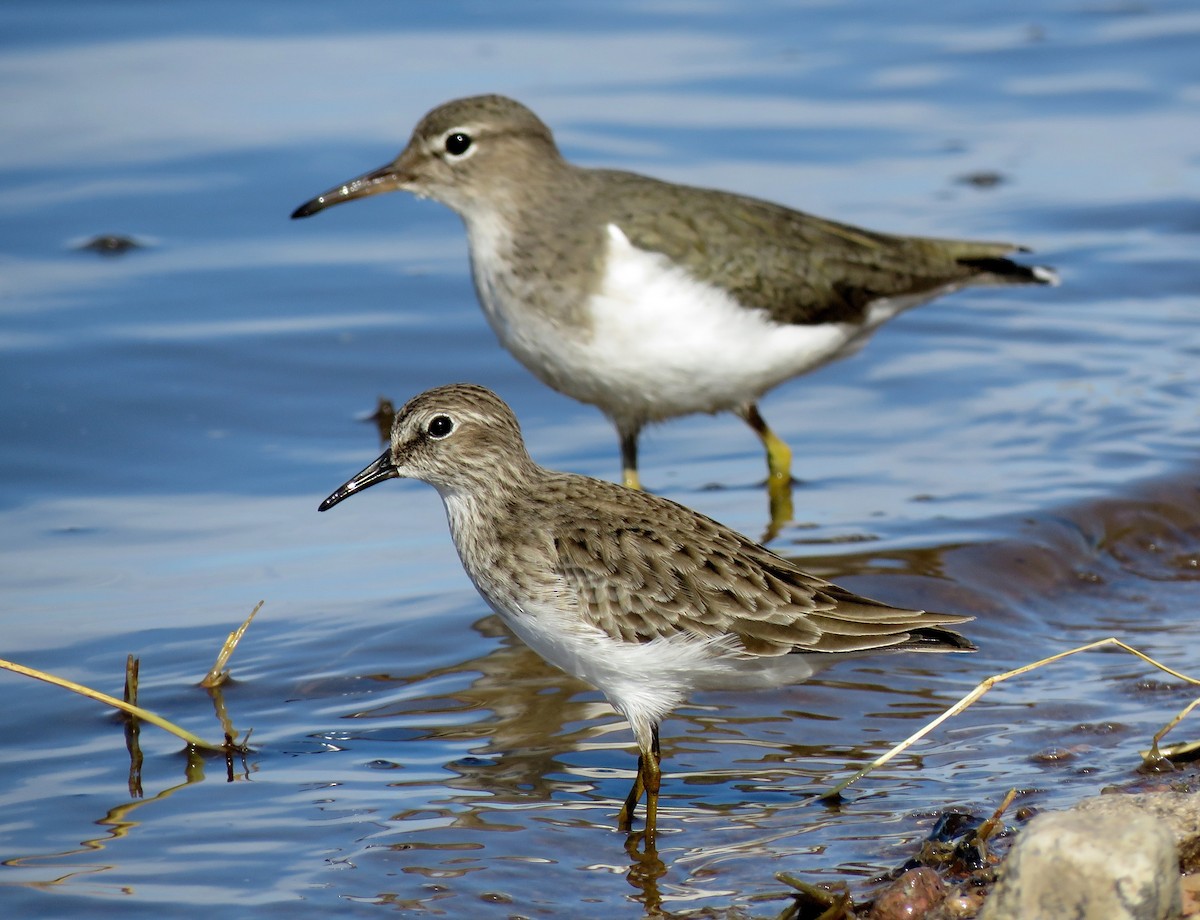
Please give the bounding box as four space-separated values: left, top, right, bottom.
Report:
493 592 769 744
470 221 909 426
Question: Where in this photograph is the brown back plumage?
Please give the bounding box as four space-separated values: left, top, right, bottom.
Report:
383 384 973 661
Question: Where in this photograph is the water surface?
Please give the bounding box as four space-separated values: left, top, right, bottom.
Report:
2 1 1199 916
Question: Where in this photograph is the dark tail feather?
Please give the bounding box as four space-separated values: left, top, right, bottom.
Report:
901 625 977 653
958 256 1059 287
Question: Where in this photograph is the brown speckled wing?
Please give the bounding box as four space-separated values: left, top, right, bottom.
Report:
545 474 970 658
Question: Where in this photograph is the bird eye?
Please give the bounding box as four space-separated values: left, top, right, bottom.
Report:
426 415 454 439
444 132 472 157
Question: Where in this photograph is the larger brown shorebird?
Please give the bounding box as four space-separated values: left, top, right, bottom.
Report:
295 95 1056 527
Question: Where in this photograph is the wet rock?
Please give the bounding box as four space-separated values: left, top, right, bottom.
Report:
75 233 143 255
1183 873 1200 916
1030 745 1078 764
868 867 944 920
1105 764 1200 797
955 170 1007 189
936 888 986 917
1073 792 1200 872
979 807 1181 920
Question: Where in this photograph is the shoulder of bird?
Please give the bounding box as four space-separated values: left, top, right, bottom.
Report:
575 167 1028 326
533 470 971 657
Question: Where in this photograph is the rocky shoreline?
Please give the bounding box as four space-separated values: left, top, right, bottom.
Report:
776 769 1200 920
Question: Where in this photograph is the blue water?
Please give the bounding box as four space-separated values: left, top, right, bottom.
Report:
2 1 1199 916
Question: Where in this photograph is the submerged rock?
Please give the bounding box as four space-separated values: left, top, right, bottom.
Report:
867 867 945 920
75 234 144 255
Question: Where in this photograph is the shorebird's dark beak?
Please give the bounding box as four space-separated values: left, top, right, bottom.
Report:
291 160 412 219
319 450 398 511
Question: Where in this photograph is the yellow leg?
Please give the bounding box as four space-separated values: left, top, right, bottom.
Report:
617 755 646 832
642 742 661 846
740 403 793 485
762 428 793 487
618 726 661 840
739 404 793 535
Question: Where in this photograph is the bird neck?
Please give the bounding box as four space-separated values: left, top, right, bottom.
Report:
438 465 541 589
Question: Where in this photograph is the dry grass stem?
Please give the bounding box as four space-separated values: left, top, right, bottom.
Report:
1142 696 1200 762
0 656 227 752
818 637 1200 801
975 788 1018 845
123 653 144 797
200 600 263 688
124 653 140 708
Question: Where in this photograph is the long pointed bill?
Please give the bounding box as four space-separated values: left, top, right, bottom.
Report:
318 450 399 512
291 161 411 219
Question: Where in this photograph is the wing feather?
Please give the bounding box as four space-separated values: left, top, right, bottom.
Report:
546 474 970 658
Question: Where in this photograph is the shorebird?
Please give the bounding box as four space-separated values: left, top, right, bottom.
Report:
294 95 1056 530
319 383 976 842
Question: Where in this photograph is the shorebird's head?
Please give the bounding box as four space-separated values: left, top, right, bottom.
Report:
291 94 562 219
319 383 536 510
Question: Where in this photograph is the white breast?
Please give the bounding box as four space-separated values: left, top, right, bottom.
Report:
465 221 877 424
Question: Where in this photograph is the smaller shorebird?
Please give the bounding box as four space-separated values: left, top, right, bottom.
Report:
294 95 1056 529
319 384 975 842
